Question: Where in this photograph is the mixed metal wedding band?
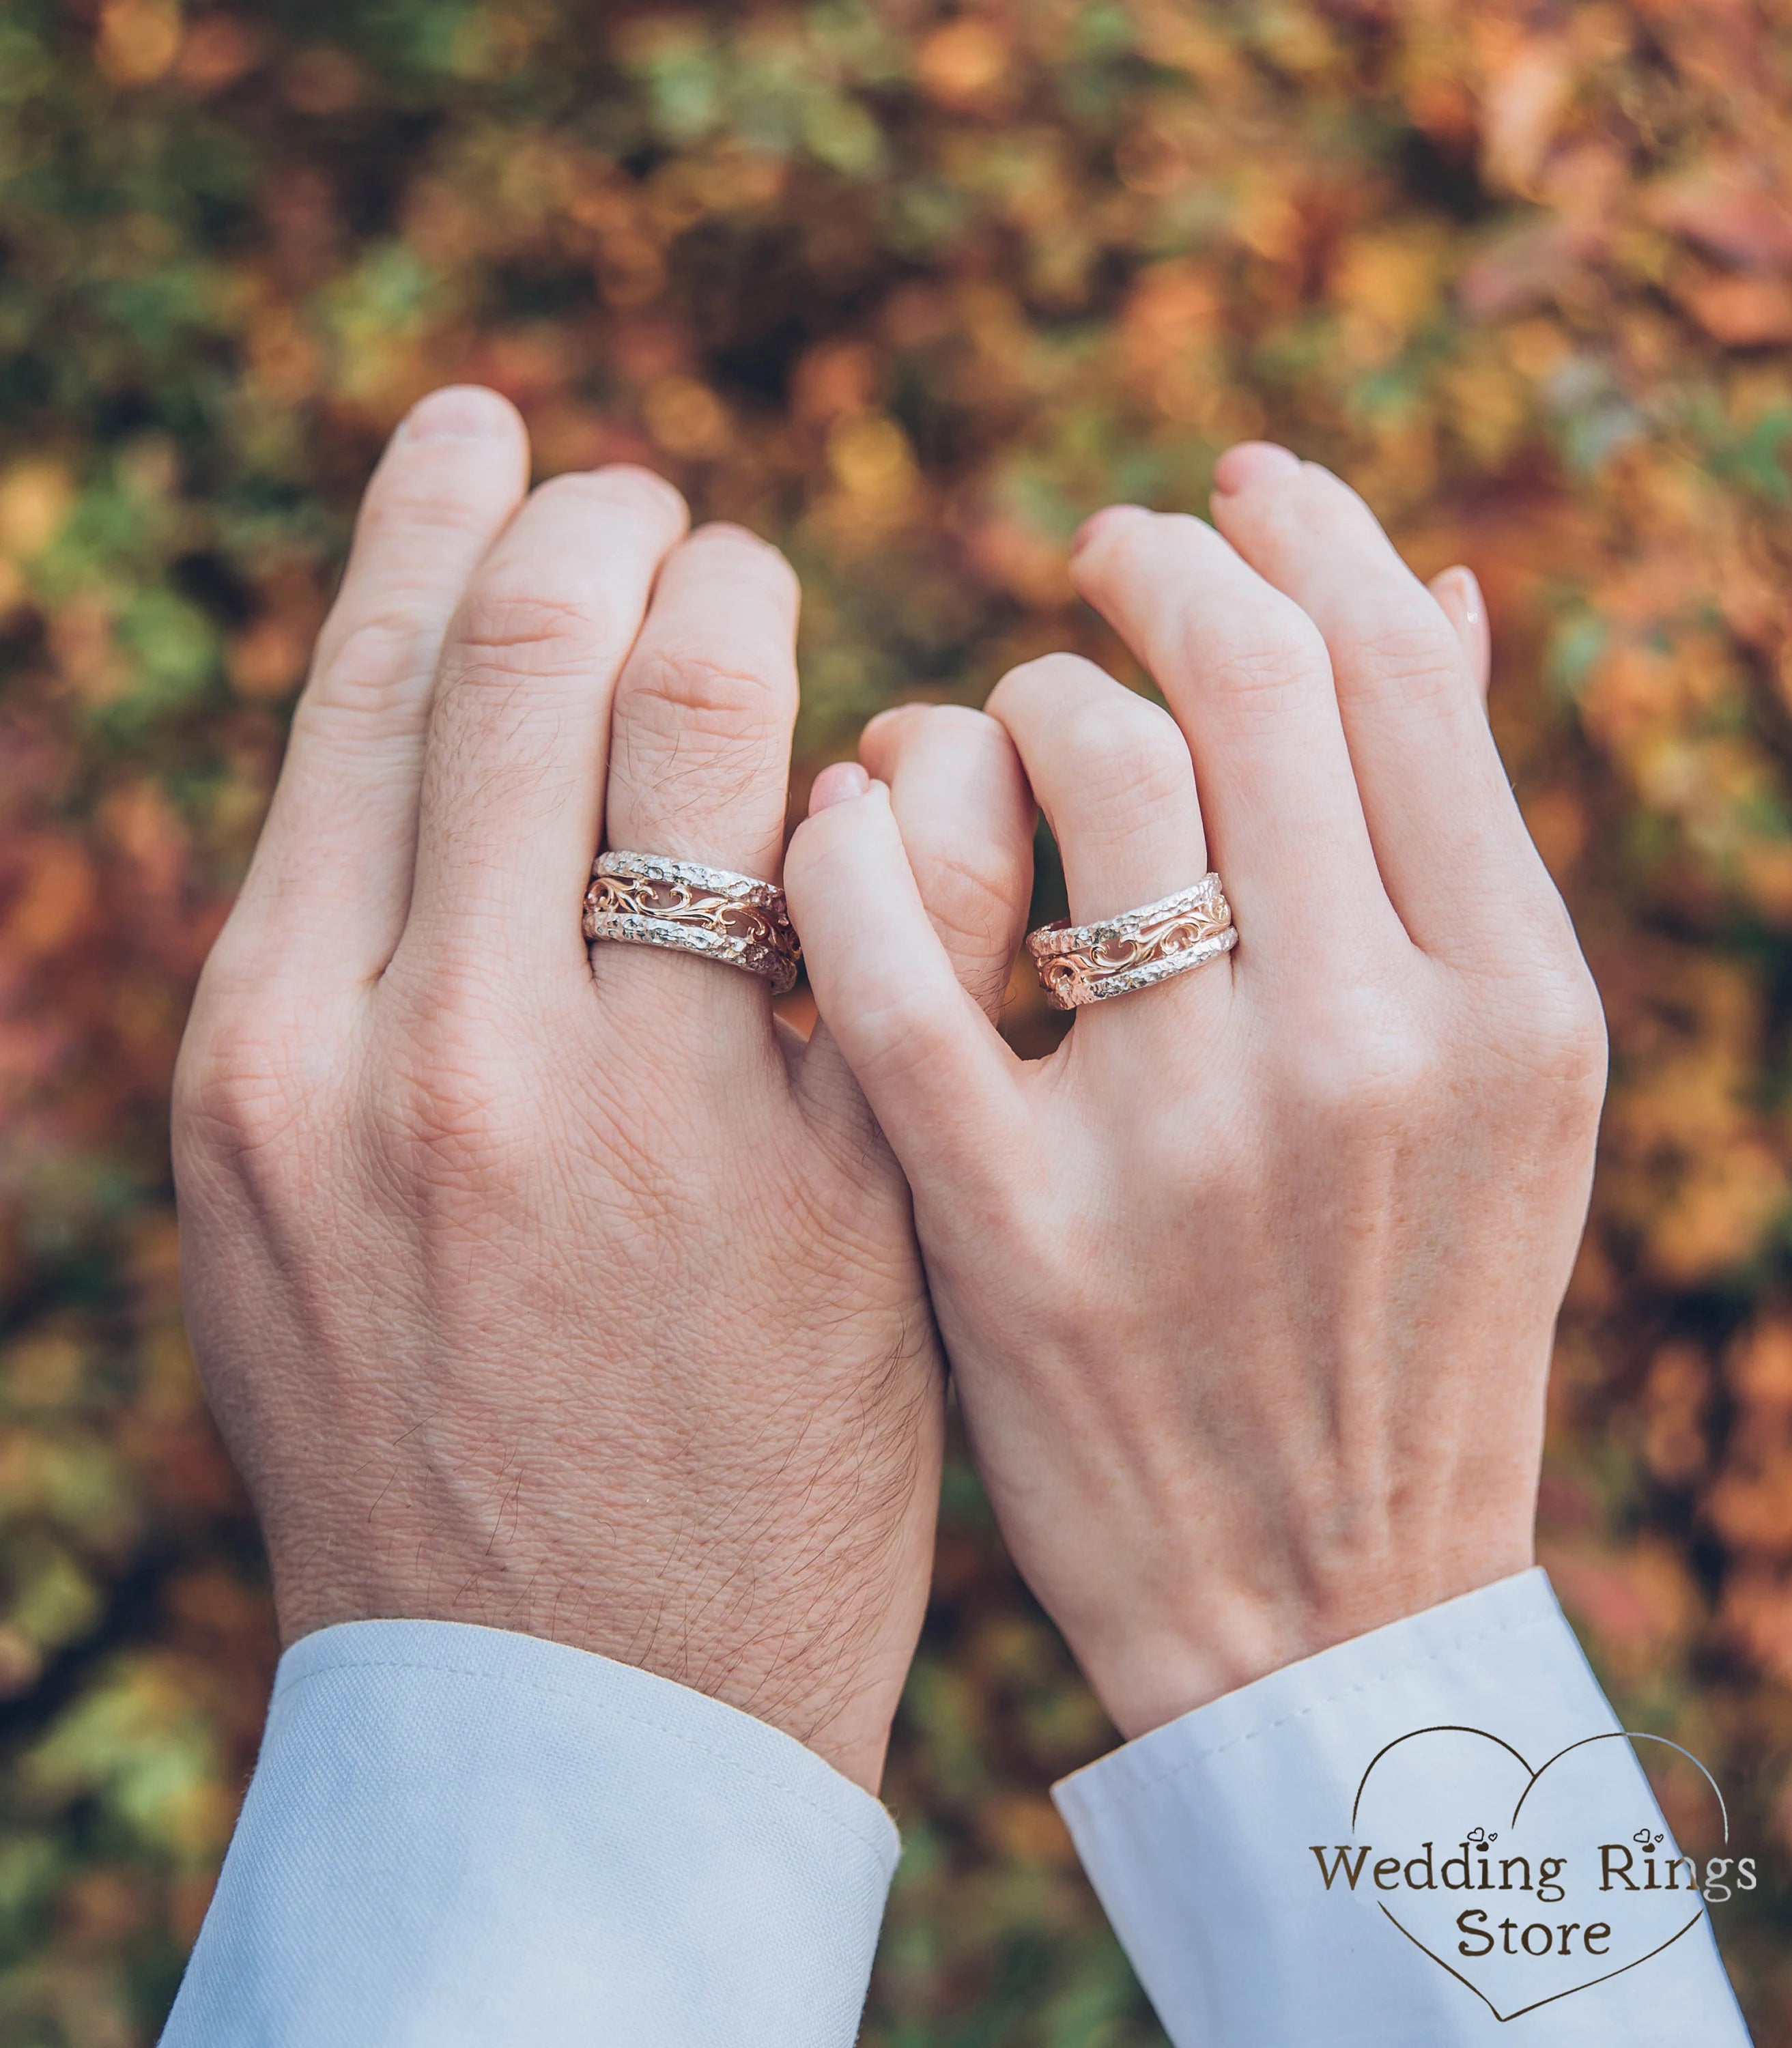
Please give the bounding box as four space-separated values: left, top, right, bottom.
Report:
1027 874 1236 1010
584 851 802 995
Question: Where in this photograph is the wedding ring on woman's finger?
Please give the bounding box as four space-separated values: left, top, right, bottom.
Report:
584 852 802 995
1027 874 1236 1010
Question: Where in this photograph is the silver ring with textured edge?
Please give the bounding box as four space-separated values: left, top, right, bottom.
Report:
1027 874 1236 1010
584 852 801 996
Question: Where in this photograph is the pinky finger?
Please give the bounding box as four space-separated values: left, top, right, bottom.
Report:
861 703 1034 1022
786 778 1025 1190
1428 565 1490 706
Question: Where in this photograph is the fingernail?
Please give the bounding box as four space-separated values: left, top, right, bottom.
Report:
1212 442 1303 494
686 520 776 552
401 385 514 442
1070 504 1149 557
809 761 870 814
1442 565 1484 627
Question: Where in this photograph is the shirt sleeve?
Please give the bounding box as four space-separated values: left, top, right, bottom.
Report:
158 1618 898 2048
1053 1568 1753 2047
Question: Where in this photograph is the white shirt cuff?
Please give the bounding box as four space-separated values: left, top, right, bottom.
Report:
1053 1569 1752 2046
160 1619 898 2048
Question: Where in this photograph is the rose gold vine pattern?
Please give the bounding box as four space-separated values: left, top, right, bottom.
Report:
582 857 803 993
584 872 798 956
1033 887 1233 1009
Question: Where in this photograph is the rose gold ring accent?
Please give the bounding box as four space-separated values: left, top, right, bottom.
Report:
1027 874 1235 1010
584 852 801 995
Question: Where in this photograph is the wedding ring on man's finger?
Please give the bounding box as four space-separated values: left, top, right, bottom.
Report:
584 852 802 995
1027 874 1236 1010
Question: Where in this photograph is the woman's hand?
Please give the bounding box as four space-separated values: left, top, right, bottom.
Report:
787 443 1607 1740
172 386 1024 1791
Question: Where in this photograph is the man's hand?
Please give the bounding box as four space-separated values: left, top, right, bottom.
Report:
787 442 1608 1741
172 385 1025 1791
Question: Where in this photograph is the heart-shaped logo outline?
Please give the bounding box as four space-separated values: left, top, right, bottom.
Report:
1350 1726 1728 2023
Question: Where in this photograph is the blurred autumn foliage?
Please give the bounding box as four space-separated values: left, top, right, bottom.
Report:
4 0 1792 2039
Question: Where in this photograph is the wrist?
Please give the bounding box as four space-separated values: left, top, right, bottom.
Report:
1077 1535 1539 1740
268 1538 915 1796
1052 1569 1752 2047
164 1617 901 2047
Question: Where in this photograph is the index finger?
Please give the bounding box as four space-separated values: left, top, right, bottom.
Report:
218 387 529 992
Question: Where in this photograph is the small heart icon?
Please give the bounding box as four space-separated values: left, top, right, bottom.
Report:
1342 1726 1724 2021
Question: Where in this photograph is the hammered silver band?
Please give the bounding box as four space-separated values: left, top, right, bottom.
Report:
1027 874 1236 1010
584 852 801 995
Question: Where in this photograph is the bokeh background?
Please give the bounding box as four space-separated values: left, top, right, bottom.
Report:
3 0 1792 2039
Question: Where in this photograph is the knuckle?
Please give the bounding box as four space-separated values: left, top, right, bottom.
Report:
297 609 433 739
532 464 687 530
452 577 612 678
913 839 1025 964
988 651 1109 731
1204 618 1335 700
1343 612 1466 699
1090 507 1206 588
1288 991 1442 1132
923 700 1003 746
853 991 966 1094
1057 695 1189 816
867 698 929 743
173 1008 311 1164
380 999 539 1189
684 522 799 595
1514 964 1609 1105
998 650 1107 700
1565 985 1610 1090
360 465 499 545
620 639 793 750
593 464 689 519
1191 606 1331 712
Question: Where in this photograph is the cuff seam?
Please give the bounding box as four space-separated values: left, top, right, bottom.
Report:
272 1652 898 1869
1070 1604 1563 1809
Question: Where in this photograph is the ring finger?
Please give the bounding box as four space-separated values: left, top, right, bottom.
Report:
983 653 1228 1036
595 524 802 1030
